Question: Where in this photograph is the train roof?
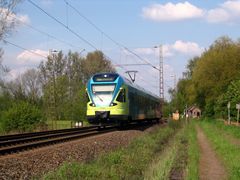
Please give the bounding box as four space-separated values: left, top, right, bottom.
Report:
89 72 160 101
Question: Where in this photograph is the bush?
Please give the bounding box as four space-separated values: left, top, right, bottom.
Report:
2 101 43 132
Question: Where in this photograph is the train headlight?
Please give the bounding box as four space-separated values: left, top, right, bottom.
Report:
110 103 117 106
90 103 96 107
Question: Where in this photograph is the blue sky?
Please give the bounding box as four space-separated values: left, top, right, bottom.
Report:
1 0 240 99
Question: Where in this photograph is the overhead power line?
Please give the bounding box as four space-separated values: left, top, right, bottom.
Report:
9 14 82 50
27 0 97 50
3 39 47 59
64 0 160 71
27 0 158 93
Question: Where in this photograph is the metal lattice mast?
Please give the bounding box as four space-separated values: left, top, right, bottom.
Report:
159 45 164 117
159 45 164 100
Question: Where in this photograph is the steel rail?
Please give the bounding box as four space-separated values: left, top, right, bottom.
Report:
0 126 100 147
0 126 116 156
0 126 99 141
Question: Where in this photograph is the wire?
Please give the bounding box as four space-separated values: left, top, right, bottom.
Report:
3 39 47 59
27 0 161 95
8 14 82 50
27 0 98 50
64 0 160 71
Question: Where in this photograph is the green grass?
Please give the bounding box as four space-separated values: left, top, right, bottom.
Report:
43 122 182 179
46 120 73 130
144 124 187 179
46 120 90 130
199 119 240 179
185 120 199 180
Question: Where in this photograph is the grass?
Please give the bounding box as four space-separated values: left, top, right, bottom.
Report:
145 120 200 180
43 121 182 179
185 120 199 180
46 120 90 130
199 119 240 179
46 120 74 130
144 124 186 179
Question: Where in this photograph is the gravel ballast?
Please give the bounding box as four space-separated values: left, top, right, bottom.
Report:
0 126 159 179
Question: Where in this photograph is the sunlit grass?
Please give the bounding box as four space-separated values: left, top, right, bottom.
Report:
144 125 186 179
185 120 199 180
199 119 240 179
43 122 182 179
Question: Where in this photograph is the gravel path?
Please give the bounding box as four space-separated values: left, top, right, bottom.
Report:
197 126 227 180
0 125 158 179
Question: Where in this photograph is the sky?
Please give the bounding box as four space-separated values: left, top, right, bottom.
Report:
1 0 240 100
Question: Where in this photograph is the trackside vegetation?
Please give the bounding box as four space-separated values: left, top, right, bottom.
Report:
43 121 203 180
44 121 183 179
0 51 115 133
199 119 240 179
169 36 240 119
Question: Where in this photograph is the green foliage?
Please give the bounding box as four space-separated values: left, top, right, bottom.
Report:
1 101 43 132
39 50 115 124
44 125 179 179
221 80 240 120
203 100 215 117
170 36 240 117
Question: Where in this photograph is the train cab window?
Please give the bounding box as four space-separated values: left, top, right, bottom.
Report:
116 89 126 102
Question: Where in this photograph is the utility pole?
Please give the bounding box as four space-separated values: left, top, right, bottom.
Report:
171 74 176 91
49 49 58 129
154 45 164 118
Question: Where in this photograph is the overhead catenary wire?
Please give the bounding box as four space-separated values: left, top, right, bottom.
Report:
64 0 160 71
27 0 98 50
64 0 160 95
8 14 83 50
3 39 47 59
26 0 159 95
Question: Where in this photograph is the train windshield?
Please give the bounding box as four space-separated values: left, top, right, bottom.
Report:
92 84 115 106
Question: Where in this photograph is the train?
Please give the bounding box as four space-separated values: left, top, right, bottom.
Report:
86 72 161 126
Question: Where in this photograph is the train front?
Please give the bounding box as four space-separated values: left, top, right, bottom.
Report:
86 73 128 125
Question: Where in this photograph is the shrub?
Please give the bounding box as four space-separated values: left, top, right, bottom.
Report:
2 101 43 132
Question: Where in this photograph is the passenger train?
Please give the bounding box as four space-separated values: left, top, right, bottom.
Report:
86 73 161 126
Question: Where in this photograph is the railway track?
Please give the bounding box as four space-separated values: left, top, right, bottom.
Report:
0 126 116 156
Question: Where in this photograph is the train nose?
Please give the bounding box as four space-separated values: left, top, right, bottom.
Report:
96 111 110 119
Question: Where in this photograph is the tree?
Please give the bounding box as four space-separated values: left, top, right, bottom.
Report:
169 36 240 117
39 51 67 121
1 101 43 132
38 50 116 126
1 0 21 86
215 80 240 119
81 50 115 83
21 69 42 104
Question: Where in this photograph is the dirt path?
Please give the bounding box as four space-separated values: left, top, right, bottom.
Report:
197 126 227 180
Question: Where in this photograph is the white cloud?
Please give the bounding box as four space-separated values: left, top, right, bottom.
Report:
0 8 30 26
206 8 230 23
142 0 240 24
206 0 240 23
142 1 204 21
17 49 48 66
221 0 240 14
130 41 203 58
172 40 203 55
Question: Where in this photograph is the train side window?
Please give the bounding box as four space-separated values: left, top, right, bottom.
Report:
116 89 126 102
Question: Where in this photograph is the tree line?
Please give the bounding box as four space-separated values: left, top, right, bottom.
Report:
0 0 116 133
169 36 240 119
0 50 115 132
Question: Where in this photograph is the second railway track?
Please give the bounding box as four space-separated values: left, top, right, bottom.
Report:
0 126 116 156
